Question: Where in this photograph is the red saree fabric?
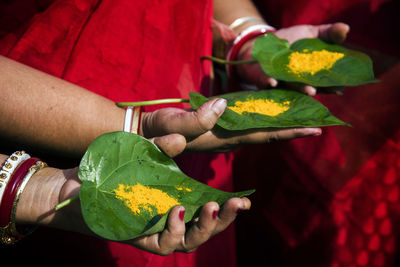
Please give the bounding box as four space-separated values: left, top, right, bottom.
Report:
234 0 400 266
0 0 237 266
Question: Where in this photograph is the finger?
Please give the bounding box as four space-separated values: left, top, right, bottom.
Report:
156 206 186 255
281 82 316 96
178 98 227 137
214 197 251 233
318 22 350 44
317 86 345 95
299 85 317 96
151 133 187 158
267 77 278 87
186 127 322 152
239 127 322 143
179 202 219 252
146 98 227 138
130 206 185 255
286 83 343 96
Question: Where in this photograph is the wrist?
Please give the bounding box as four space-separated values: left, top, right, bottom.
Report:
15 166 68 226
226 24 276 76
16 165 92 235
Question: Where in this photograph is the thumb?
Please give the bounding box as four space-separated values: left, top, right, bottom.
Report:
145 98 227 138
191 98 227 135
318 22 350 44
150 133 187 158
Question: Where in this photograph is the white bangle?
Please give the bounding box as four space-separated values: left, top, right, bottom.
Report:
232 24 276 47
0 151 30 207
229 16 266 30
123 106 142 134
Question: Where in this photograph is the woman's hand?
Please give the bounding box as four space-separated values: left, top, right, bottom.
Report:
235 22 350 95
142 98 321 157
128 197 250 255
55 165 250 255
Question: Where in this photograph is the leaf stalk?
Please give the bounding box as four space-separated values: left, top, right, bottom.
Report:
55 195 79 211
201 56 257 65
116 98 189 107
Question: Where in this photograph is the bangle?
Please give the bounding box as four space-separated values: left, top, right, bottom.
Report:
229 16 266 31
0 151 30 207
226 24 276 76
123 106 143 135
0 157 46 245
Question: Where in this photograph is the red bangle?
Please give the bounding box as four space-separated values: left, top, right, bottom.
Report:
226 24 276 76
0 158 39 227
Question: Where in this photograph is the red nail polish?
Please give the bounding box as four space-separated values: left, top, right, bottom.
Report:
212 210 219 220
179 209 185 221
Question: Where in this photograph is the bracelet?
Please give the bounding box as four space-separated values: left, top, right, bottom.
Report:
229 16 266 31
226 24 276 76
0 157 46 245
0 151 30 207
123 106 142 134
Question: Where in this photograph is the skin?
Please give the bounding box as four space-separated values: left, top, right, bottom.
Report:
0 0 349 255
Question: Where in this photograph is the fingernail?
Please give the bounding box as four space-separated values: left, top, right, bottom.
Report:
336 90 344 95
312 128 322 136
308 87 317 96
212 209 219 220
212 98 227 116
179 209 185 221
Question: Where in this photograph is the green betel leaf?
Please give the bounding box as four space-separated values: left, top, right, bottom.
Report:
78 132 254 241
252 34 378 87
189 90 349 130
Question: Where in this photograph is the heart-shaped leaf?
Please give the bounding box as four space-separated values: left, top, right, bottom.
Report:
79 132 254 241
189 90 349 130
252 34 378 87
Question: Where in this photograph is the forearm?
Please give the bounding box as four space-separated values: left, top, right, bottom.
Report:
213 0 264 24
212 0 270 59
0 56 125 157
213 0 266 33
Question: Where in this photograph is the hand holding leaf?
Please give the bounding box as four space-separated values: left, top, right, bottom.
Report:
139 97 322 153
228 23 375 95
78 132 253 244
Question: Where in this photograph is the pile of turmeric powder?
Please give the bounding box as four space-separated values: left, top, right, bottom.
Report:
114 183 180 215
288 49 344 75
228 98 290 117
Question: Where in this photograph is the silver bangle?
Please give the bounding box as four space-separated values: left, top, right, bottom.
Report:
123 106 142 134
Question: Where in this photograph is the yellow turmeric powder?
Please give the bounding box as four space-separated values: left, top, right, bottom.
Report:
288 49 344 75
176 186 192 192
114 183 180 215
228 98 290 117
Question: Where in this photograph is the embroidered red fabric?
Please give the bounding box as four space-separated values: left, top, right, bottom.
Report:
234 0 400 266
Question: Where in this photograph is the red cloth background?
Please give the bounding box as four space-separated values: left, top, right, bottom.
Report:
1 0 399 267
0 0 237 266
233 0 400 266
